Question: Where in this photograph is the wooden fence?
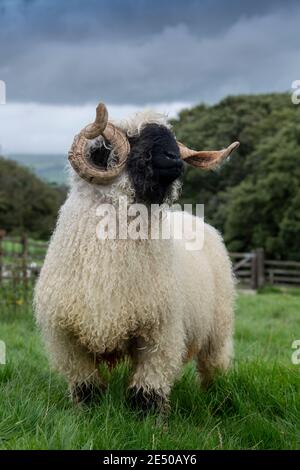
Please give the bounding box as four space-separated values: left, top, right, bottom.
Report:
231 249 300 289
0 231 47 289
0 232 299 295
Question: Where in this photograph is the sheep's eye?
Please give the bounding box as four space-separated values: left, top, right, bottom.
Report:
89 145 112 169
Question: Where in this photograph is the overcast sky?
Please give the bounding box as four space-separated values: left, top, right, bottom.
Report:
0 0 298 154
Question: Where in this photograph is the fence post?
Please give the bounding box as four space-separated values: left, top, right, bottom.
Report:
251 250 258 290
256 248 265 288
21 233 28 290
0 229 6 283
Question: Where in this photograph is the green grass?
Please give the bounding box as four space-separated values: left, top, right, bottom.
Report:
0 291 300 450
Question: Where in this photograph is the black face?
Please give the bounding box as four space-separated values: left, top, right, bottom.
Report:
127 124 184 204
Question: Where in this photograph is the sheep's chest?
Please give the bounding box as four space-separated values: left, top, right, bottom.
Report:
61 235 180 353
36 194 182 354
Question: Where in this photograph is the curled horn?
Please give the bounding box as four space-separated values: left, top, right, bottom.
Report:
68 103 130 184
177 141 240 169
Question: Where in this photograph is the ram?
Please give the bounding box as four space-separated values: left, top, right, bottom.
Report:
34 103 239 412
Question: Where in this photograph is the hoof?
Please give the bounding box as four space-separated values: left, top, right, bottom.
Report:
128 386 166 415
71 381 106 405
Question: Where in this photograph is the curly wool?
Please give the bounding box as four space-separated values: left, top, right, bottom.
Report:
34 110 235 397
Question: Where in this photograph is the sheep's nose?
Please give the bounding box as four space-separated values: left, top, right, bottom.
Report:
165 152 180 161
152 152 182 170
152 152 184 184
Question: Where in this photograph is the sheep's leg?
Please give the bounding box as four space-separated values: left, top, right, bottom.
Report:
197 336 233 389
129 328 185 414
43 327 106 403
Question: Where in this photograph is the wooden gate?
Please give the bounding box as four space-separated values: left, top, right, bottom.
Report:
230 249 265 290
231 249 300 289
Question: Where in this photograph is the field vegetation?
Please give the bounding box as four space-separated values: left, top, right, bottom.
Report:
0 290 299 450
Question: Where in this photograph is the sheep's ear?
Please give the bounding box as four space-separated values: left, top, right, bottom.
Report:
177 141 240 169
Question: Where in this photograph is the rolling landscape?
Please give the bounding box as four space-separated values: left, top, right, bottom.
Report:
2 92 300 261
6 153 67 184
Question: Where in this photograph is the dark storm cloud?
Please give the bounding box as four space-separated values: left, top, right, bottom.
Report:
1 0 294 41
0 0 299 105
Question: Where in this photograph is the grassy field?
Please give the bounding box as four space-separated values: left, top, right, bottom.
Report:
0 289 300 450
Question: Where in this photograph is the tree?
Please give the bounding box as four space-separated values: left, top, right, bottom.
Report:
171 93 300 259
0 157 66 239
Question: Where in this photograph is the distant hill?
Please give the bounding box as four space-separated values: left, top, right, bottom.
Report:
6 153 67 184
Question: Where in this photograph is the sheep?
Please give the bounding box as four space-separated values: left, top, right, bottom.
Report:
34 103 239 412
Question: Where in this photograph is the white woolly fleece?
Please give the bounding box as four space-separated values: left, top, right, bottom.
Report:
34 110 235 398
